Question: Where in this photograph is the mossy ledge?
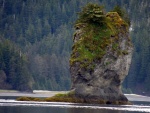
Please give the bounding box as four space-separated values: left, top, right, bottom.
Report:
16 91 132 105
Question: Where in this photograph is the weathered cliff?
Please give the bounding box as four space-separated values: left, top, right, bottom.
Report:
70 4 133 104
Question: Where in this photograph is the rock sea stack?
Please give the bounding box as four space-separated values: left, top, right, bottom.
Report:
70 4 133 104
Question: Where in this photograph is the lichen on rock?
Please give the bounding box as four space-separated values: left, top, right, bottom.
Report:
70 4 133 104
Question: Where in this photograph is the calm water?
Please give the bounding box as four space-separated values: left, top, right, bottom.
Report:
0 98 150 113
0 106 140 113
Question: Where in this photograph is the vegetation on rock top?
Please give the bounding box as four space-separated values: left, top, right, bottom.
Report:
70 3 131 69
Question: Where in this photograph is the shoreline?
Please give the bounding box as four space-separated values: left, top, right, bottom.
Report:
0 90 69 98
0 90 150 102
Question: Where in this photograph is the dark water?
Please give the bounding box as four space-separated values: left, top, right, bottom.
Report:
0 99 150 113
0 106 139 113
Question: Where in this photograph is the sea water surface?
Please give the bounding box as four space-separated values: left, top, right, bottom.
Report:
0 92 150 113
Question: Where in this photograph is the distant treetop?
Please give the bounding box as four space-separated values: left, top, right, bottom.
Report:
76 3 106 25
75 3 130 27
111 5 130 26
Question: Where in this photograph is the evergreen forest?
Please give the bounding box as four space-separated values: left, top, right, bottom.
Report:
0 0 150 95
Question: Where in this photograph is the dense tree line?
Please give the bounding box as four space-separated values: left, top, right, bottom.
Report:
0 0 149 94
0 38 32 91
123 0 150 95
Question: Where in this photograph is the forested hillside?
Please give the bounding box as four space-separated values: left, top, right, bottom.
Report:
0 0 149 95
123 0 150 95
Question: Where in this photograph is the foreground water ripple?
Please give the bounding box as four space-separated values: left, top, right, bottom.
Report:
0 99 150 112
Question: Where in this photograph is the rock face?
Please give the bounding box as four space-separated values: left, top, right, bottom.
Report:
70 9 133 104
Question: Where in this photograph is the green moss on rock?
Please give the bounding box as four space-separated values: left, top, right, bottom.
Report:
70 4 130 69
16 97 42 101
